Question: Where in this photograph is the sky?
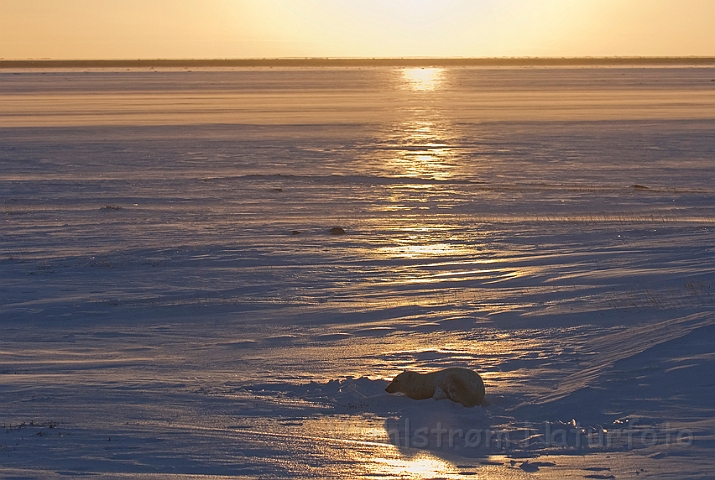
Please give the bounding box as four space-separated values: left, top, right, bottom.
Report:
1 0 714 59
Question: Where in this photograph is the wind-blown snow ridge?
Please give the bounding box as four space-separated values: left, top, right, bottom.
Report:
535 312 715 404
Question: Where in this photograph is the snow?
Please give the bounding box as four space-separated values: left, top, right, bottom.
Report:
1 66 714 478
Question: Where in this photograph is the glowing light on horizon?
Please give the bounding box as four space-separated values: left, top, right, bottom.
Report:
401 68 445 92
1 1 713 59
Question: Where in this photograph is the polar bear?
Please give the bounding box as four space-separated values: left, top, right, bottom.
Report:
385 368 487 408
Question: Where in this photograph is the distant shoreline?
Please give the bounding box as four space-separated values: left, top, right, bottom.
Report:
1 57 714 69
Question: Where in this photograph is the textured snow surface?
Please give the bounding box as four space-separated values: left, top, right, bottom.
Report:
1 66 714 478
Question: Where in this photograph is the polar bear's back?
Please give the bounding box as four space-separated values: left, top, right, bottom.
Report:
434 367 485 407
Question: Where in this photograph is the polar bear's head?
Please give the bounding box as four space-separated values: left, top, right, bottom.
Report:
385 370 417 394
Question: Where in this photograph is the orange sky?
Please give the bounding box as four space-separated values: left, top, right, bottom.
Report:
1 0 713 59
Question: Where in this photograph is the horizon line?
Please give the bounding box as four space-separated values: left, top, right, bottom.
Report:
2 57 714 69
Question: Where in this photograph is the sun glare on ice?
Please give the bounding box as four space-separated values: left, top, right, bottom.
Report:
370 452 460 478
402 67 445 92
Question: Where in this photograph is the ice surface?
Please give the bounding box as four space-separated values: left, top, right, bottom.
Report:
1 66 714 478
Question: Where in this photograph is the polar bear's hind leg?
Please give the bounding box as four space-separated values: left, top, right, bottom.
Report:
445 376 479 407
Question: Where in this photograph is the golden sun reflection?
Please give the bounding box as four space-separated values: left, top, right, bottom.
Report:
380 241 468 259
387 119 456 180
401 67 445 92
372 452 460 479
